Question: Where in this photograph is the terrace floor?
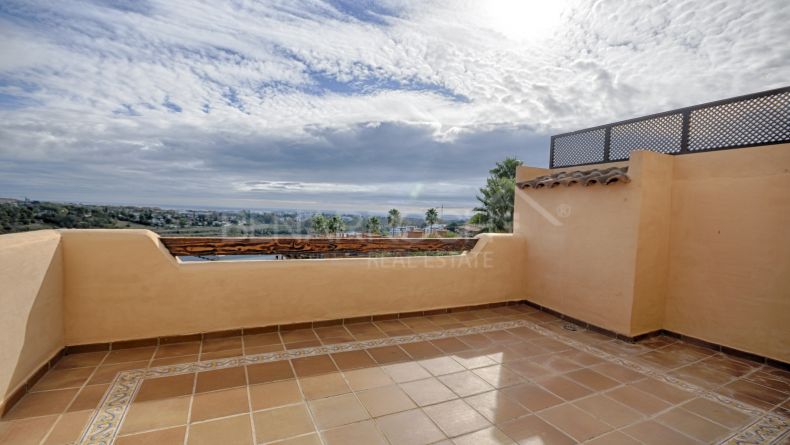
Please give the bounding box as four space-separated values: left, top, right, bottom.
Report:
1 305 788 445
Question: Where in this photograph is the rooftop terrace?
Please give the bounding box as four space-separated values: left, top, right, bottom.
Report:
1 89 788 444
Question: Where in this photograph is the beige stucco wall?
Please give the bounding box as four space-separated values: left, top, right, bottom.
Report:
515 144 790 362
0 230 64 407
664 145 790 362
61 230 524 345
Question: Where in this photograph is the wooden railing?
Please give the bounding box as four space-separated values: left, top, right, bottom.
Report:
161 237 479 257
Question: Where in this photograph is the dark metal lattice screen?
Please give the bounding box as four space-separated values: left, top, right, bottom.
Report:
550 87 790 168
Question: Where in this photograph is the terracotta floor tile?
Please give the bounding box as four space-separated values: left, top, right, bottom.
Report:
0 415 58 445
585 430 641 445
4 388 78 420
503 359 552 380
681 397 753 429
103 347 156 365
400 377 456 406
31 367 93 392
527 354 581 374
344 323 386 340
135 373 195 402
622 420 698 445
573 394 643 428
190 386 249 422
243 332 282 348
367 345 410 364
276 433 322 445
720 378 787 409
343 368 393 391
247 360 294 384
54 351 107 370
400 341 444 360
150 355 199 367
200 348 243 360
453 351 498 369
473 365 525 389
535 375 593 401
424 399 490 437
453 426 515 445
154 342 200 359
431 337 470 353
284 340 322 350
281 329 319 344
41 409 93 445
419 356 465 376
506 327 541 340
565 368 620 391
375 409 446 445
120 396 190 435
498 415 575 445
558 348 605 366
292 355 337 377
314 326 354 342
484 330 519 344
538 403 613 442
321 419 387 445
308 393 369 429
253 404 315 443
67 383 109 412
501 383 563 412
381 362 431 383
244 344 284 355
201 337 242 353
299 372 350 400
250 380 302 411
189 414 252 445
591 362 643 383
669 363 736 389
657 407 730 443
630 377 694 404
457 334 495 349
357 384 416 417
116 425 186 445
744 370 790 393
606 385 671 415
439 370 494 397
89 361 149 385
330 350 376 370
699 355 758 378
464 390 528 423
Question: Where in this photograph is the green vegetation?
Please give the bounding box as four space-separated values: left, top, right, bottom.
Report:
425 207 439 232
473 157 522 232
387 208 401 236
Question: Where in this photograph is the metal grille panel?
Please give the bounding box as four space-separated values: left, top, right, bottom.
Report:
610 113 683 160
549 87 790 168
552 129 606 167
688 91 790 151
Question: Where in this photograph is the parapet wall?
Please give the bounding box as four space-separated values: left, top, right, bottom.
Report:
515 143 790 363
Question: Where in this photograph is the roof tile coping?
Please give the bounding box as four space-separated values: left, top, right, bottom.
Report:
517 166 630 189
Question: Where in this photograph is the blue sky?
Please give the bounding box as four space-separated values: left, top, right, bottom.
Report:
0 0 788 215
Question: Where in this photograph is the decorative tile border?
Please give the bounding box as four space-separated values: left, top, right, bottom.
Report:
77 317 789 445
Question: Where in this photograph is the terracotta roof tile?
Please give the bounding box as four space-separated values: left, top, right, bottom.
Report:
517 167 629 190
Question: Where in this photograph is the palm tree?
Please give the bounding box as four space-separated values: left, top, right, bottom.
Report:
327 215 345 236
387 208 401 236
473 157 522 233
310 214 328 236
364 216 382 235
425 208 439 233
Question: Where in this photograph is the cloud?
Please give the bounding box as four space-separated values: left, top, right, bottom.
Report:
0 0 787 212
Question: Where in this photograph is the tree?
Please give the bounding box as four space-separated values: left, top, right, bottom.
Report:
327 215 345 236
387 208 401 236
364 216 382 235
310 214 328 236
425 208 439 233
473 157 522 233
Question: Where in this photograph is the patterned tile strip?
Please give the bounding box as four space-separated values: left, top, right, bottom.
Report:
77 317 789 445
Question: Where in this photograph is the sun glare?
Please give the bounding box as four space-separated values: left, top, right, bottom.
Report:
475 0 568 41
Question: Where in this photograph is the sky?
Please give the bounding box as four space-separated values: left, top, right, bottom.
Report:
0 0 788 216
